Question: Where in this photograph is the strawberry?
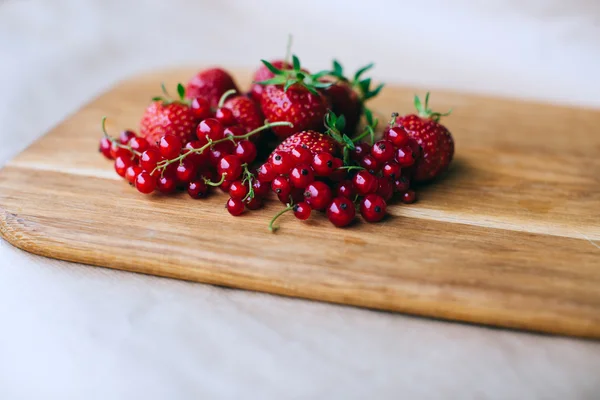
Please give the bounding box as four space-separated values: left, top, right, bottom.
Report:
276 130 339 155
222 95 264 135
256 56 331 139
250 60 289 103
323 61 384 135
387 93 454 182
140 83 200 146
185 68 239 109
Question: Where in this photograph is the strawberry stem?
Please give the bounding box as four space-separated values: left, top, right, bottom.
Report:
414 92 451 122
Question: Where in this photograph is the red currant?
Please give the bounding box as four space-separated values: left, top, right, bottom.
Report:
360 194 387 222
157 174 177 194
226 197 245 216
218 155 242 180
245 196 263 210
252 179 270 198
270 151 294 175
257 163 276 182
215 107 236 126
352 170 378 196
159 135 182 159
188 180 209 198
293 202 311 220
351 143 371 161
290 146 313 165
335 180 355 199
385 126 410 147
229 180 249 199
304 181 332 211
99 137 113 159
190 97 211 120
312 152 336 176
184 140 208 167
119 130 136 145
140 148 161 171
394 176 411 192
110 143 131 159
376 177 394 201
289 164 315 189
401 189 417 204
114 155 132 177
219 179 233 192
407 139 422 160
382 162 401 179
125 165 142 184
327 197 355 227
271 176 292 198
128 137 149 153
234 140 257 164
359 154 380 173
135 171 157 194
175 160 197 183
196 118 224 141
395 145 416 167
371 140 395 163
208 145 226 167
328 158 346 182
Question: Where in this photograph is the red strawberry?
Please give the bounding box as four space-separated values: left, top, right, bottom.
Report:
261 85 329 138
250 60 289 103
255 57 331 139
276 130 339 155
140 84 200 146
322 61 384 135
185 68 239 108
222 95 264 134
387 93 454 182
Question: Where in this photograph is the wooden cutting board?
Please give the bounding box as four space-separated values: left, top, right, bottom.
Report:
1 68 599 339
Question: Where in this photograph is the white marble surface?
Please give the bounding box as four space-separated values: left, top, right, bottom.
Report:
1 0 600 398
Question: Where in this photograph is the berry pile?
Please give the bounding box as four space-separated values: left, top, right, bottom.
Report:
98 51 454 232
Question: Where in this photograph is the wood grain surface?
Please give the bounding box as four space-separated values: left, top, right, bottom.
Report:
1 68 599 338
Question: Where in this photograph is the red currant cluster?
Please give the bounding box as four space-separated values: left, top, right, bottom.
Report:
257 128 418 231
99 110 291 211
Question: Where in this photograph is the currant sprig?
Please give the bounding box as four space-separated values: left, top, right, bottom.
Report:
269 200 311 233
151 120 293 176
101 116 142 159
254 55 332 95
240 164 256 201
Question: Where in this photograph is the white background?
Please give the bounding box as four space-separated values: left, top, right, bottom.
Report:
1 0 600 398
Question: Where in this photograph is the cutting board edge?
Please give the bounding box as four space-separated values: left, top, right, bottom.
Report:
2 205 599 340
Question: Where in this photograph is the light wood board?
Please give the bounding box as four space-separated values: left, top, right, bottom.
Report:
1 68 599 338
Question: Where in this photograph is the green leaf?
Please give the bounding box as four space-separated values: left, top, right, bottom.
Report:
261 60 284 75
333 60 343 77
342 134 355 150
296 71 306 80
311 70 331 80
292 55 301 71
160 82 169 97
364 108 373 126
365 83 384 100
424 92 430 109
358 78 371 95
151 96 163 102
283 80 296 92
414 94 422 112
177 83 185 100
353 63 374 82
336 114 346 131
312 81 333 89
254 77 285 86
302 84 319 95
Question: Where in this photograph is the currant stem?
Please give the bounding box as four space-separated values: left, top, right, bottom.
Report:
204 173 226 187
100 116 142 157
241 164 255 201
151 120 293 176
269 203 294 233
217 89 237 108
338 165 365 171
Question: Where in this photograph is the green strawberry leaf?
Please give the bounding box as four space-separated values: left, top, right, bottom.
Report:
353 63 374 82
151 96 163 102
312 81 333 89
284 79 296 92
364 108 374 126
333 60 343 77
414 94 423 113
177 83 185 100
336 114 346 131
292 54 301 71
261 60 284 75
